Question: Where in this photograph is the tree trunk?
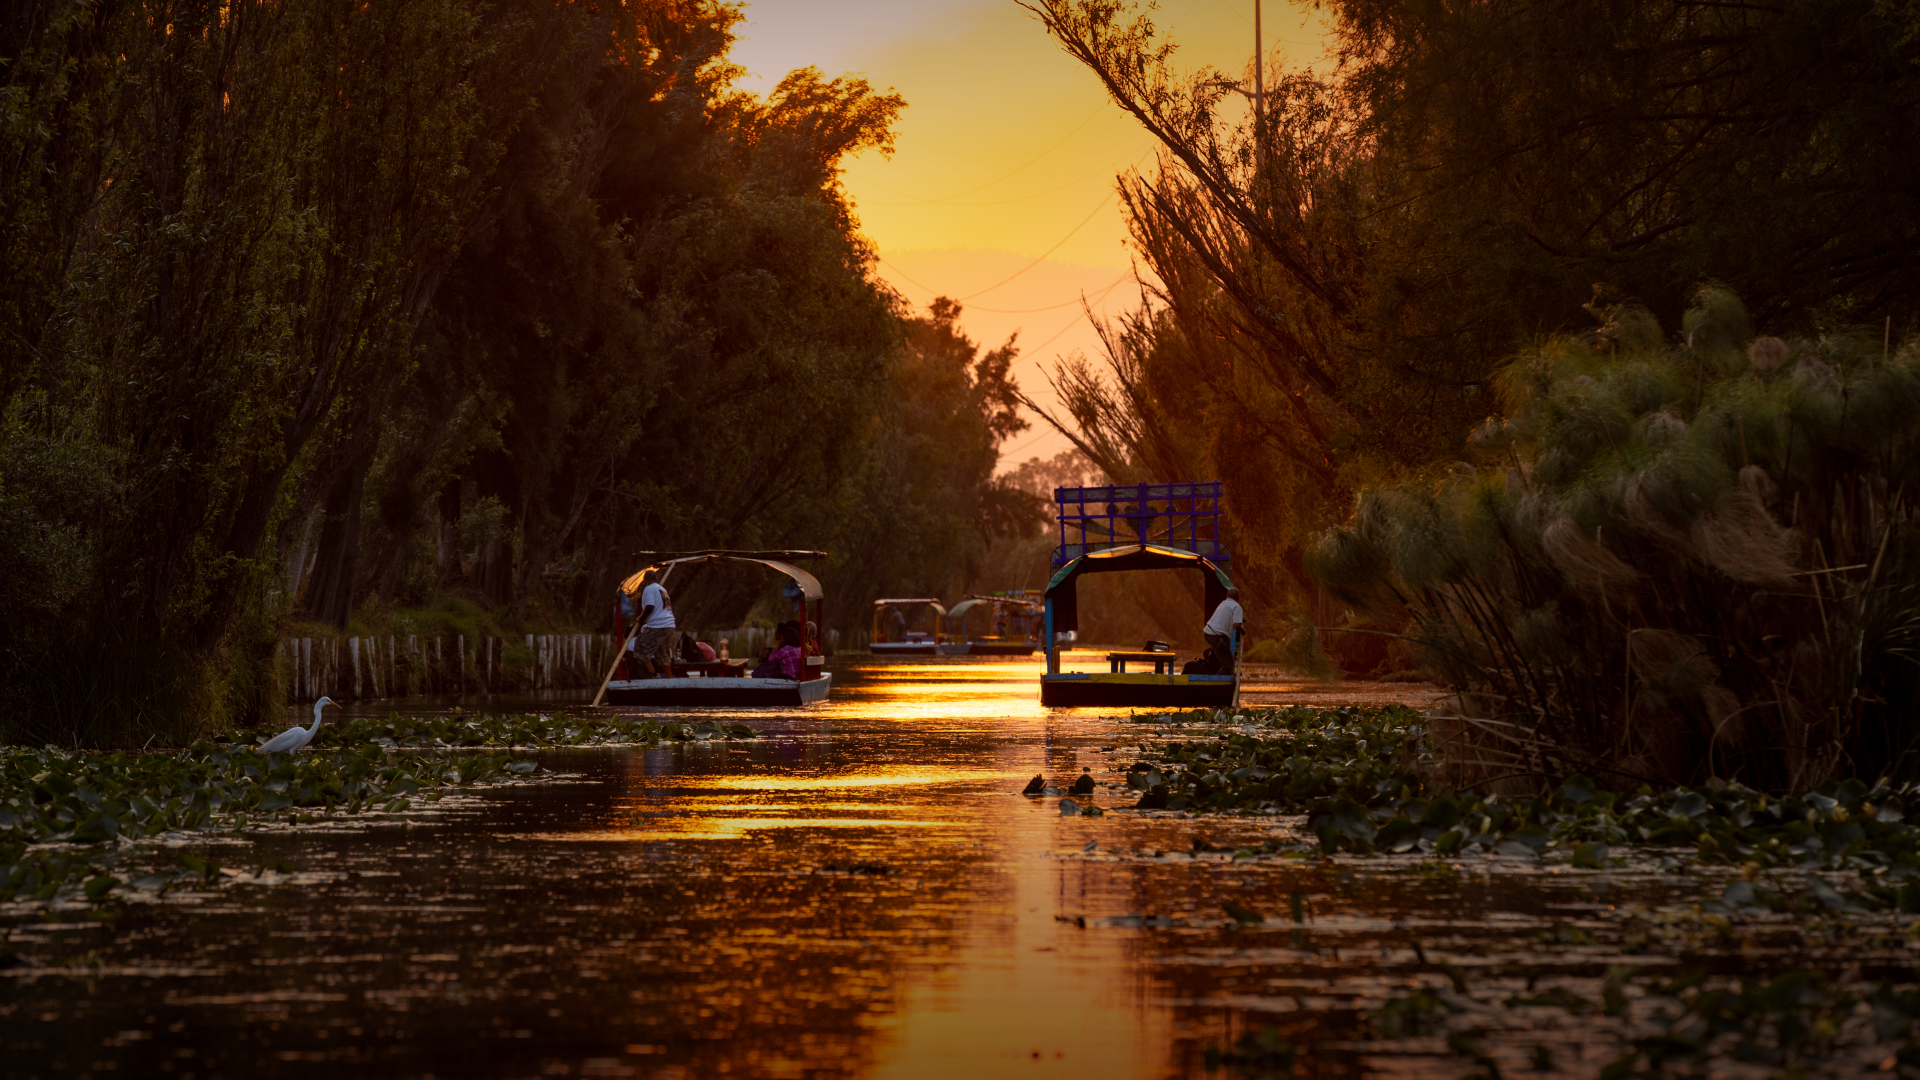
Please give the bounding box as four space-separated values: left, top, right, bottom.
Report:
303 464 367 629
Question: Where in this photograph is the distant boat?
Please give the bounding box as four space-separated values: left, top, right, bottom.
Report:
595 550 832 707
1039 483 1239 708
936 592 1041 656
870 598 946 655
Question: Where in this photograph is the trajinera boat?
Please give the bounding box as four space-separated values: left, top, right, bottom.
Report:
594 550 831 707
1040 482 1239 707
937 592 1041 656
869 598 946 655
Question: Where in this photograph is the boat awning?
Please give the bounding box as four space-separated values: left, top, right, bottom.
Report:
1043 543 1234 636
874 598 946 615
948 595 1041 620
621 551 826 601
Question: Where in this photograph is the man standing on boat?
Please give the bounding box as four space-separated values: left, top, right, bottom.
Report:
633 568 679 678
1203 587 1244 673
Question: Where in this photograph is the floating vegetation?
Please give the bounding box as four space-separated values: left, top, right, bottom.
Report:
0 739 541 904
1120 706 1920 885
307 711 760 749
0 711 763 906
1374 967 1920 1075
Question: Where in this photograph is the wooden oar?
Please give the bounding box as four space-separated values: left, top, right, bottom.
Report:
591 622 643 707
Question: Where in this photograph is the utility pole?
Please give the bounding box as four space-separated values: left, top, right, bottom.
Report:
1253 0 1264 132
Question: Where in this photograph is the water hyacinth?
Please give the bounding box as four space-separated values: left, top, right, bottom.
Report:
0 739 544 903
1309 287 1920 792
1121 707 1920 899
308 711 759 749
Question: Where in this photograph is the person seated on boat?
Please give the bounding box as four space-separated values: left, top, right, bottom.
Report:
632 569 679 678
751 623 804 680
882 605 906 642
678 635 716 665
1202 587 1244 672
803 620 822 657
991 606 1008 638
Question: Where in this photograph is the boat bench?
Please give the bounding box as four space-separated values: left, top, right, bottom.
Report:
1106 651 1178 674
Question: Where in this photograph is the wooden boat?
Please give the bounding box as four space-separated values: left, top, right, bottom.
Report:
593 550 833 708
603 669 832 707
870 598 946 655
1039 483 1240 708
936 593 1041 656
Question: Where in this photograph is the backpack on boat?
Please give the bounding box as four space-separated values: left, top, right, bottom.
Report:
1182 647 1221 676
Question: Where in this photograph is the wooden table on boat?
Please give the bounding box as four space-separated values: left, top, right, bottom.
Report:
1106 651 1178 674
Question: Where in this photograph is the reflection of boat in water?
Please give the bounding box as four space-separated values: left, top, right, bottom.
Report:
595 550 832 707
1040 483 1239 708
936 592 1041 656
870 598 946 655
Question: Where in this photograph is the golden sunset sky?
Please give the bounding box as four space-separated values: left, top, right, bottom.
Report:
730 0 1334 470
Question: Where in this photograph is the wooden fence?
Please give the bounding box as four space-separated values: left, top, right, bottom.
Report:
279 626 848 703
281 634 617 702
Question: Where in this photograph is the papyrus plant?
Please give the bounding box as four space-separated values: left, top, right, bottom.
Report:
1312 288 1920 791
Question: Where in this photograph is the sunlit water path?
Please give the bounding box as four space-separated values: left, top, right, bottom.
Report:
2 659 1860 1078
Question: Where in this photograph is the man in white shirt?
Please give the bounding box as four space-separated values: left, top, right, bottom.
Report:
1203 587 1244 672
632 569 679 678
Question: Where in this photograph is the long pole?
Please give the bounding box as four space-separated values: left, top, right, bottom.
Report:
1231 629 1245 710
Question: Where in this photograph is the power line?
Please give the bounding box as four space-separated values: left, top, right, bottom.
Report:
844 100 1108 205
954 193 1113 301
967 273 1131 314
874 191 1117 306
858 144 1153 209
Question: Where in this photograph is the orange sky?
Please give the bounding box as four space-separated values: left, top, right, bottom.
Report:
730 0 1334 471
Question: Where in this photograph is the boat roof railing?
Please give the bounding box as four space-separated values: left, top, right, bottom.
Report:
621 550 827 602
1052 481 1229 568
874 598 944 606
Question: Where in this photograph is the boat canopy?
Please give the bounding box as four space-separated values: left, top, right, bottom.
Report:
1043 543 1234 635
874 598 946 615
946 595 1041 621
621 550 826 601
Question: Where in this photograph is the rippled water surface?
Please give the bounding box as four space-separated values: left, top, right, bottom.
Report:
3 659 1865 1078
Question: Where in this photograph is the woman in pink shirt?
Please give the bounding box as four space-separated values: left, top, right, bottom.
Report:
751 623 804 680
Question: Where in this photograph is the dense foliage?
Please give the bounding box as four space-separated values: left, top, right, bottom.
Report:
0 0 1033 743
1022 0 1920 626
1312 290 1920 789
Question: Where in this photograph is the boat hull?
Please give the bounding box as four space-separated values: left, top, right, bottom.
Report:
605 672 832 707
870 642 939 656
936 642 1037 657
1040 672 1235 708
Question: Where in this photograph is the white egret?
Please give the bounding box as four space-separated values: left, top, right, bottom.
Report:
261 697 336 753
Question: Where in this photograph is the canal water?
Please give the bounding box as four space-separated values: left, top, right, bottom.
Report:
3 659 1782 1078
